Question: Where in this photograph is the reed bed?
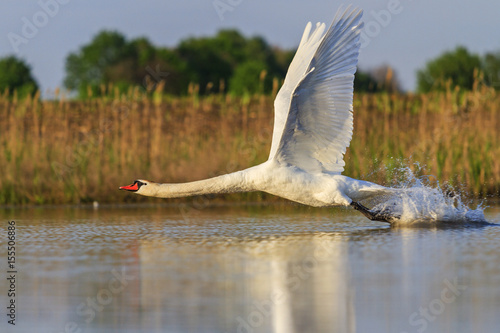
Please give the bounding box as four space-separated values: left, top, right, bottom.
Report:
0 83 498 205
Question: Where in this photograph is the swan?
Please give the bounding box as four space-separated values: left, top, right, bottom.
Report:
120 6 398 223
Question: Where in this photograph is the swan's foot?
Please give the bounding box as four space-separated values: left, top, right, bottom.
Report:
350 201 400 224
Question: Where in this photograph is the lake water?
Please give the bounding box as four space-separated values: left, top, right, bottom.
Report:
1 203 499 333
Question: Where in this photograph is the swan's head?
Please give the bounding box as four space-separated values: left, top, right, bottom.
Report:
119 179 151 195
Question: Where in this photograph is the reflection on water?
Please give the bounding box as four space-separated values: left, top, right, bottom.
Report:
1 204 499 333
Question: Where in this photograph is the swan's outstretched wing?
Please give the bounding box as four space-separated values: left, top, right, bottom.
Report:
270 6 363 174
268 21 326 160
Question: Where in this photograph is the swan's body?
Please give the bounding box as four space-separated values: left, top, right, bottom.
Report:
121 6 398 222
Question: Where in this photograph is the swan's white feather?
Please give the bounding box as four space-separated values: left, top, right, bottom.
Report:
271 6 363 174
269 21 326 160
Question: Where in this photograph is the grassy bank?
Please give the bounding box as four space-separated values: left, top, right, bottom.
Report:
0 84 498 205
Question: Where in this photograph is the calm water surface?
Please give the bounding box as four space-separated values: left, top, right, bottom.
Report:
1 204 499 333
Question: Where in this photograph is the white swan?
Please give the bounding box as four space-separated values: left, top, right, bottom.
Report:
120 6 397 222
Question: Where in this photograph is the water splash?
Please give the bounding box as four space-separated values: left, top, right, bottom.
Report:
368 163 489 225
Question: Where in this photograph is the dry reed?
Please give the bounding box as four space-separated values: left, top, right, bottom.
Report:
0 83 498 205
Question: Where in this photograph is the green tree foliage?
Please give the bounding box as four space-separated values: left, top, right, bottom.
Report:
0 56 38 97
64 31 189 96
230 60 268 95
417 46 481 92
177 31 235 94
354 71 378 92
64 28 408 97
153 48 189 95
483 51 500 90
64 29 291 96
178 30 286 94
64 31 132 94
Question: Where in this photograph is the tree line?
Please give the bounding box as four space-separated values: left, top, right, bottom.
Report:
2 29 500 97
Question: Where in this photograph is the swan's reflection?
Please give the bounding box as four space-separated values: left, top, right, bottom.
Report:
136 223 388 333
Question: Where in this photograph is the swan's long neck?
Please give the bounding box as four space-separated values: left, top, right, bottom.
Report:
145 170 255 199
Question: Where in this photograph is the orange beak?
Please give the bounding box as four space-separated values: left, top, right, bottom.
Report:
119 183 139 191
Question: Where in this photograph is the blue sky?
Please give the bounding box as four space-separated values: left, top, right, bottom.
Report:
1 0 499 94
